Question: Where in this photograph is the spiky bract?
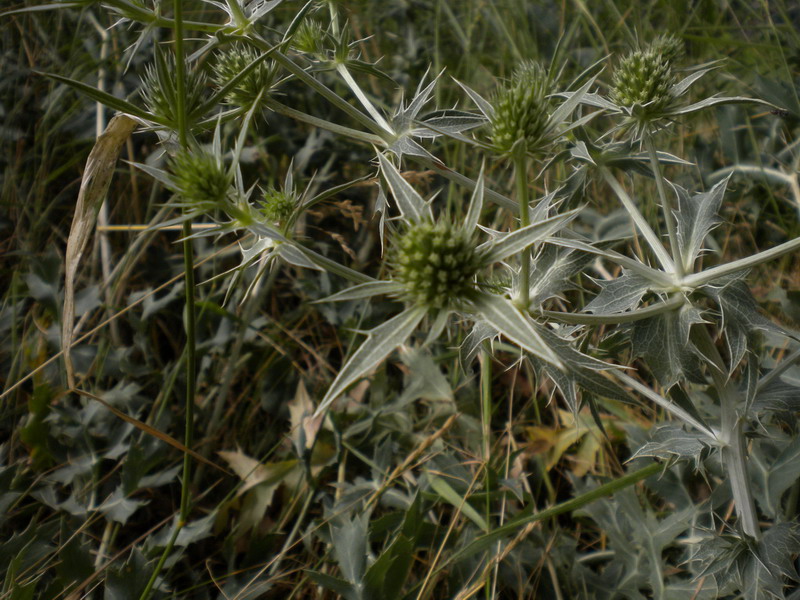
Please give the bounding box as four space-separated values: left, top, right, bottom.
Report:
293 19 325 55
141 53 206 124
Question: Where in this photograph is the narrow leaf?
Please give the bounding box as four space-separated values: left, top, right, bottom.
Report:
377 152 429 222
452 77 495 120
314 306 426 416
471 293 562 368
427 473 488 531
480 208 581 263
41 72 165 125
62 115 137 387
314 281 404 303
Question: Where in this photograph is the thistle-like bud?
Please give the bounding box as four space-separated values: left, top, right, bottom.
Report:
212 43 277 108
141 53 206 124
293 19 325 56
259 187 295 225
491 60 552 156
610 49 675 113
169 150 231 209
393 222 483 309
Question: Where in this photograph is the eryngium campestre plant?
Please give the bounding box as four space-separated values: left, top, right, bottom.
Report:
169 150 231 210
212 43 277 108
393 221 483 310
491 60 552 156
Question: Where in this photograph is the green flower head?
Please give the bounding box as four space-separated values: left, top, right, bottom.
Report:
611 49 675 114
491 60 553 156
392 221 483 310
259 186 296 225
212 43 277 108
169 150 231 209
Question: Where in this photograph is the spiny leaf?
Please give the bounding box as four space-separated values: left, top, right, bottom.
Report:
315 306 427 416
673 176 728 271
470 292 562 368
583 270 652 315
377 153 429 222
631 304 706 388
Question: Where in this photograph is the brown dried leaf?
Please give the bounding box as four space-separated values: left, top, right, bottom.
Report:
62 114 137 387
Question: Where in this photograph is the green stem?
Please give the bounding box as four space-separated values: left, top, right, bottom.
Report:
514 151 531 309
479 342 493 598
601 167 676 274
691 327 760 539
140 2 196 596
540 294 685 325
263 98 386 146
644 132 683 278
268 49 388 137
419 462 663 583
681 234 800 288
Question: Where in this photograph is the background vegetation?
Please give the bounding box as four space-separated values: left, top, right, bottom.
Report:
2 0 800 598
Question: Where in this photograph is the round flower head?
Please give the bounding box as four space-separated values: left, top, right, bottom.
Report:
212 43 277 108
491 60 552 156
259 187 295 226
393 221 483 310
169 150 231 209
611 49 675 114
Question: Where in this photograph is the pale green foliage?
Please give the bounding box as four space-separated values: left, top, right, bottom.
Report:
7 2 800 599
140 51 205 124
293 19 325 55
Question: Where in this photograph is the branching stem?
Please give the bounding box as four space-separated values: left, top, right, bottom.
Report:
644 132 683 278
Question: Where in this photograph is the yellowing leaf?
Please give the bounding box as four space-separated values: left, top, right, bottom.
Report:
62 114 137 388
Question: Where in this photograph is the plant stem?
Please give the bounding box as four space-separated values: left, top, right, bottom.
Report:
681 234 800 288
269 49 388 137
140 1 196 596
426 461 663 576
644 132 683 278
691 327 761 539
479 341 493 596
601 167 676 274
263 98 386 146
514 150 531 309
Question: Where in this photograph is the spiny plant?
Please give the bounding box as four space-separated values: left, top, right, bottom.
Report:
2 1 800 599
